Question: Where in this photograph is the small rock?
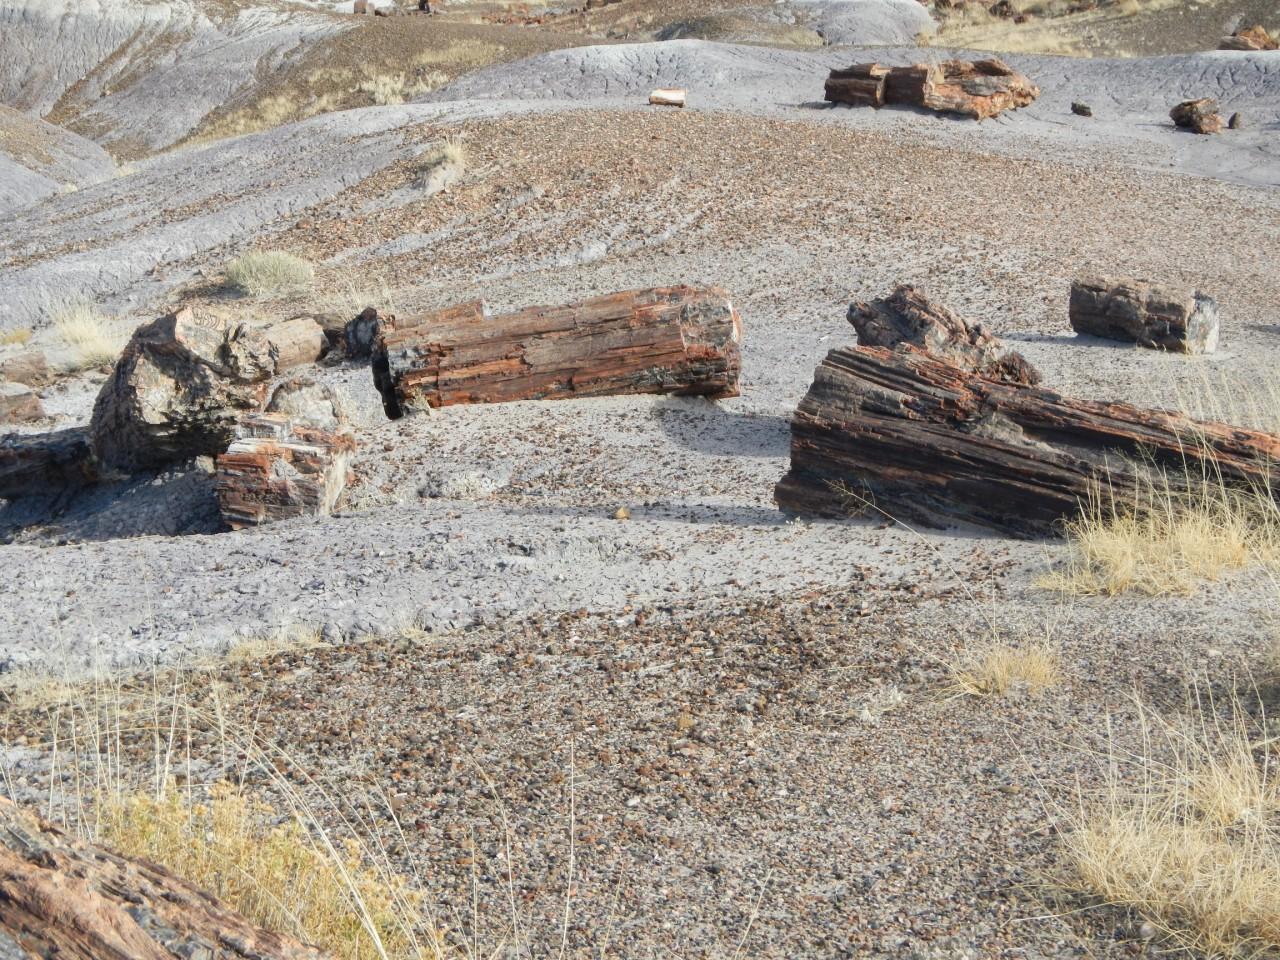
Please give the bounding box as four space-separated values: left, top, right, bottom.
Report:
0 381 44 424
1228 112 1243 129
1170 98 1223 135
613 506 631 520
1070 101 1092 117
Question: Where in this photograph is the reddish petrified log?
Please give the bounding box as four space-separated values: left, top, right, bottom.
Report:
774 346 1280 537
372 286 742 418
215 414 355 529
848 286 1040 384
0 795 327 960
826 58 1039 118
1069 276 1219 354
1170 98 1223 134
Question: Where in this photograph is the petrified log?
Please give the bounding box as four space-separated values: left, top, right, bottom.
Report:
825 64 890 107
0 428 95 499
1170 98 1223 134
649 88 687 107
1069 276 1219 354
372 286 742 418
848 286 1040 384
91 309 325 473
0 349 50 386
1218 25 1277 50
0 382 43 424
773 345 1280 537
825 58 1038 119
265 377 350 433
215 414 355 529
0 795 326 960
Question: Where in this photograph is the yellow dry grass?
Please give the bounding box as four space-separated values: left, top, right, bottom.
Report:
0 327 32 346
921 0 1182 56
1058 696 1280 956
225 250 315 298
947 639 1062 697
53 301 124 370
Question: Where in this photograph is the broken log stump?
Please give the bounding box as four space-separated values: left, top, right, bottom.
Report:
372 286 742 418
773 345 1280 537
1068 276 1219 354
215 414 355 529
848 285 1040 384
0 795 327 960
825 58 1038 119
0 428 95 499
1170 98 1223 134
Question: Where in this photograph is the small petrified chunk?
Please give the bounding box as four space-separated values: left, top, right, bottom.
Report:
372 286 742 418
1068 276 1219 354
215 413 355 529
0 382 43 424
0 428 94 498
773 346 1280 536
0 794 327 960
848 286 1040 384
1071 101 1092 117
0 349 50 386
825 58 1039 119
1218 25 1277 50
649 88 687 107
90 308 326 473
1170 98 1223 134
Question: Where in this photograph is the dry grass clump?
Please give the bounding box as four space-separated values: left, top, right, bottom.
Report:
226 250 315 297
947 639 1062 697
0 327 33 346
355 70 448 107
1058 698 1280 956
414 137 467 188
53 300 124 370
412 39 505 70
1044 475 1280 597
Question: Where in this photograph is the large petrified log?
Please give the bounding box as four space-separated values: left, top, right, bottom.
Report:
773 345 1280 537
372 286 742 418
1069 276 1219 354
825 58 1039 119
0 428 95 499
0 795 327 960
91 308 326 473
215 413 355 529
848 286 1040 384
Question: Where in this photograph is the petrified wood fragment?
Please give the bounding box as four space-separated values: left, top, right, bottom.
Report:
215 414 354 529
0 382 43 424
1069 276 1219 354
91 309 325 473
0 428 95 499
0 795 327 960
1170 98 1223 134
1218 25 1277 50
774 346 1280 537
649 88 687 107
372 286 742 418
0 349 50 386
825 58 1038 119
848 285 1040 384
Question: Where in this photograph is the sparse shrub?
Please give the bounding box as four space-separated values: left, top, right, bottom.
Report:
1057 696 1280 957
356 69 448 107
947 640 1062 697
0 327 33 346
225 251 315 297
53 301 124 370
414 137 466 188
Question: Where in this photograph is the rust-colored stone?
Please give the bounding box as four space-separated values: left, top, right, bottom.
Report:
1170 98 1224 134
372 286 742 419
826 58 1039 119
1218 25 1277 50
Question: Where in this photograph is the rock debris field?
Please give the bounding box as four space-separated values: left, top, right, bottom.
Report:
1 1 1280 956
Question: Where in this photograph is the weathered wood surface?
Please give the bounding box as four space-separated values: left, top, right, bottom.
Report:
0 428 95 499
0 349 50 386
91 308 325 473
1170 98 1223 134
1069 276 1219 354
825 58 1038 118
848 286 1040 384
649 88 686 107
0 382 43 424
774 345 1280 537
0 795 328 960
372 286 742 418
215 414 355 529
1218 25 1277 50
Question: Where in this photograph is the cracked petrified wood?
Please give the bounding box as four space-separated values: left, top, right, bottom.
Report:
773 346 1280 537
0 795 327 960
1069 276 1219 354
1170 98 1223 134
91 308 327 473
215 414 355 529
0 428 95 499
849 286 1040 384
372 286 742 418
825 58 1038 118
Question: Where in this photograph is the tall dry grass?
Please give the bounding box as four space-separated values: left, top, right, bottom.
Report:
52 300 125 370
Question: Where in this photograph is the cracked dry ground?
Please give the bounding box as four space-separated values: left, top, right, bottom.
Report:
5 578 1268 959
